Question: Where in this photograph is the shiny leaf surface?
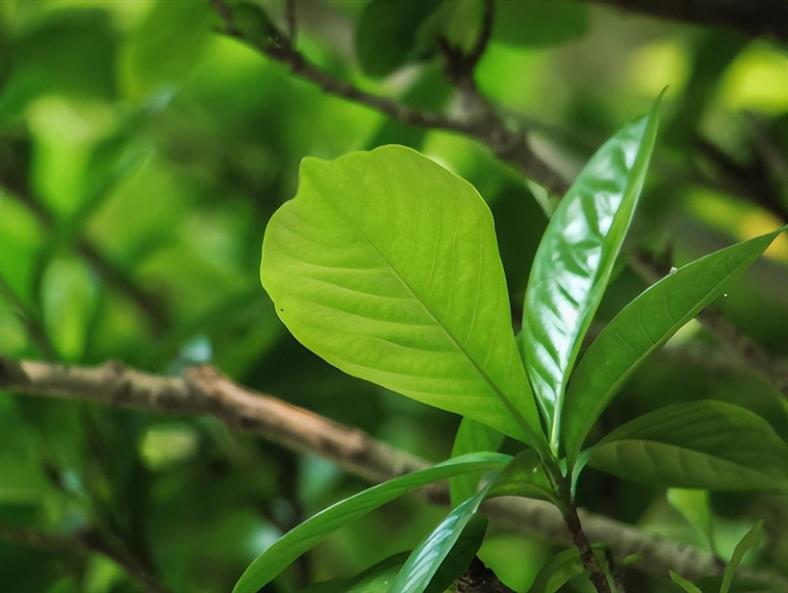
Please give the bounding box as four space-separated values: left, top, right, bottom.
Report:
520 98 661 448
563 228 784 463
261 145 545 449
587 402 788 490
232 452 510 593
489 450 557 504
388 481 494 593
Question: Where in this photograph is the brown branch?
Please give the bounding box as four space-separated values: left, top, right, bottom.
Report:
210 0 566 195
579 0 787 41
1 357 786 588
0 525 171 593
562 505 611 593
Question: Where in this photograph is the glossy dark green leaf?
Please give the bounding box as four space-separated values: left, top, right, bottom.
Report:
355 0 444 78
587 402 788 490
563 228 784 464
520 97 661 448
721 521 763 593
450 418 505 505
425 516 487 593
669 571 703 593
232 452 510 593
388 481 494 593
261 145 546 451
488 450 556 504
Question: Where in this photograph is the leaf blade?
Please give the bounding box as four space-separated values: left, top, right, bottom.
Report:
232 452 511 593
586 401 788 491
563 228 785 463
520 97 661 447
388 481 494 593
261 145 546 450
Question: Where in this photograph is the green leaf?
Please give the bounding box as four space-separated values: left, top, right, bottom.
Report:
297 553 407 593
527 548 585 593
488 450 557 504
494 0 588 48
563 228 784 464
121 0 212 97
721 521 763 593
450 418 505 505
425 516 487 593
389 481 494 593
586 401 788 491
261 145 546 451
667 488 715 552
669 571 703 593
520 97 661 449
355 0 445 78
232 452 510 593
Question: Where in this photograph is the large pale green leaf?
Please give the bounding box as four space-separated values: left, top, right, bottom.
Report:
520 98 661 449
450 418 505 505
232 452 510 593
563 228 784 464
261 145 545 450
389 481 494 593
586 402 788 490
667 488 715 552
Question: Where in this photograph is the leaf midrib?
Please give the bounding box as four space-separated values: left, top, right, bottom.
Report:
308 186 536 445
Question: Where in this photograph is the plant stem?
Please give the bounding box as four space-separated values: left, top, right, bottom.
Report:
551 472 612 593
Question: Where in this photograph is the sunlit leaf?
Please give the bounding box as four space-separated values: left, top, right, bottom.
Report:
587 401 788 490
388 480 494 593
520 97 661 448
667 488 715 552
232 452 510 593
563 228 784 464
261 145 546 450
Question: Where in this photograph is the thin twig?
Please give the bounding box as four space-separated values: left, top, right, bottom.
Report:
1 356 786 588
466 0 495 72
578 0 787 41
0 525 172 593
285 0 297 45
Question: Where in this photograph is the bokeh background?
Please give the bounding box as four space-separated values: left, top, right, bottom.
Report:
0 0 786 591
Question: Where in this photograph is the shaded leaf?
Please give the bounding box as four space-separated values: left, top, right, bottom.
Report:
489 450 556 504
527 547 585 593
261 145 546 450
520 97 661 448
669 571 703 593
450 418 504 505
721 521 763 593
587 401 788 490
355 0 444 78
494 1 588 48
667 488 715 552
232 452 510 593
563 228 784 464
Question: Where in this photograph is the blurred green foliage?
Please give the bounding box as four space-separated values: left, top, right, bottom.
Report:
0 1 786 592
